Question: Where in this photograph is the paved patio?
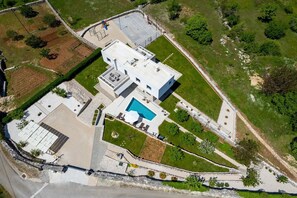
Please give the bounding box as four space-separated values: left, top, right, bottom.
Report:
42 105 95 169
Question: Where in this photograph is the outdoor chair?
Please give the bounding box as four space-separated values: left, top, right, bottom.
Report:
138 123 144 129
143 125 149 132
117 112 123 119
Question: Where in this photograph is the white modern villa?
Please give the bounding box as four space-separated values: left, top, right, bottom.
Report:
99 40 181 100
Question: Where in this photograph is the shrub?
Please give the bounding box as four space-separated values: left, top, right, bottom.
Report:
16 119 29 130
150 0 166 3
209 177 217 187
52 87 67 98
241 168 261 187
284 5 293 14
159 172 167 179
185 14 212 45
242 42 259 54
40 48 51 59
264 21 286 39
17 140 28 148
224 182 229 187
147 170 155 177
6 30 24 41
290 137 297 160
171 176 178 181
167 0 182 20
221 1 239 27
276 175 288 183
226 14 239 27
10 109 24 120
169 146 184 161
176 109 189 122
186 175 203 189
259 41 281 56
167 123 179 136
182 133 196 145
43 14 61 28
199 140 215 154
239 31 255 43
30 149 42 157
25 35 47 48
227 23 243 40
233 139 259 166
289 16 297 33
20 5 38 18
190 121 203 133
133 0 147 6
258 4 277 22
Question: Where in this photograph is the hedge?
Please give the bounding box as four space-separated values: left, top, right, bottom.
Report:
2 47 102 124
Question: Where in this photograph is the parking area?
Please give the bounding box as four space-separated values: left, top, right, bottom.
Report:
42 105 95 169
113 12 162 47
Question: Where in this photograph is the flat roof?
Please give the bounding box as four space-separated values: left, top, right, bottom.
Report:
99 67 130 89
102 40 174 88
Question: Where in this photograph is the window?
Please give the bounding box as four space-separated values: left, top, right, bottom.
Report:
136 78 140 83
124 70 127 75
146 85 151 90
107 57 111 62
169 80 172 85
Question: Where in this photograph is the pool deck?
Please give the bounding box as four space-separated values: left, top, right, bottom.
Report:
103 87 168 135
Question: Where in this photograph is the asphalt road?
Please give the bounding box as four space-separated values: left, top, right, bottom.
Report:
0 151 210 198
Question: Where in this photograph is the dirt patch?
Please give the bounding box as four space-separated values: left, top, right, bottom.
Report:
250 73 263 89
139 137 166 163
7 67 49 99
75 45 93 57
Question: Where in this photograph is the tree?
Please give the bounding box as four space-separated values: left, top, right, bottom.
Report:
199 140 215 154
176 109 189 122
258 4 277 22
233 139 259 166
185 14 213 45
284 5 293 14
241 168 261 187
167 0 181 20
182 133 196 145
262 66 297 95
259 41 281 56
264 21 286 39
25 35 47 48
167 123 179 136
43 14 60 27
289 16 297 33
40 48 51 58
290 113 297 132
10 109 24 120
169 146 184 161
6 30 24 41
20 5 38 18
276 175 288 183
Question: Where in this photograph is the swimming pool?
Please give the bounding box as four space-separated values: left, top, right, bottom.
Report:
126 98 156 121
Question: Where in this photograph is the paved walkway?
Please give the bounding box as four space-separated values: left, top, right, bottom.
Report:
90 127 108 170
78 93 112 125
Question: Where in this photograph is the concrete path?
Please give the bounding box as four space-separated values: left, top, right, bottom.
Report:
90 127 108 170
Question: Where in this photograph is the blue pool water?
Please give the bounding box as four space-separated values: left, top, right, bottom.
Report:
126 98 156 121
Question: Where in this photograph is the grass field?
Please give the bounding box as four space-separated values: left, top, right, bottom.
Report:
161 145 228 172
0 0 35 11
75 57 107 95
147 36 222 121
103 119 229 172
103 119 146 156
237 191 293 198
159 121 236 168
48 0 134 30
144 0 297 162
160 94 235 159
0 184 11 198
0 3 92 106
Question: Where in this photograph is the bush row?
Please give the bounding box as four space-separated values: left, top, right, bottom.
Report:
2 47 102 124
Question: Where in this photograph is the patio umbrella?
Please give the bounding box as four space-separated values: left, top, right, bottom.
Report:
125 110 139 124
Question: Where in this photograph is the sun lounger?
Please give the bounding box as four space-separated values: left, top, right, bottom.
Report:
116 112 123 119
143 125 149 132
138 123 144 129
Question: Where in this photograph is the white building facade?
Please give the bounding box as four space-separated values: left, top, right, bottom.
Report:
101 40 180 99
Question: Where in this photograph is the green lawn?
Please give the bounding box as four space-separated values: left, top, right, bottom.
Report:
144 0 297 159
162 181 209 192
75 57 107 95
160 94 235 159
237 191 293 198
103 119 146 156
147 36 222 121
0 184 11 198
0 0 35 10
161 145 228 172
159 121 236 168
48 0 134 30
